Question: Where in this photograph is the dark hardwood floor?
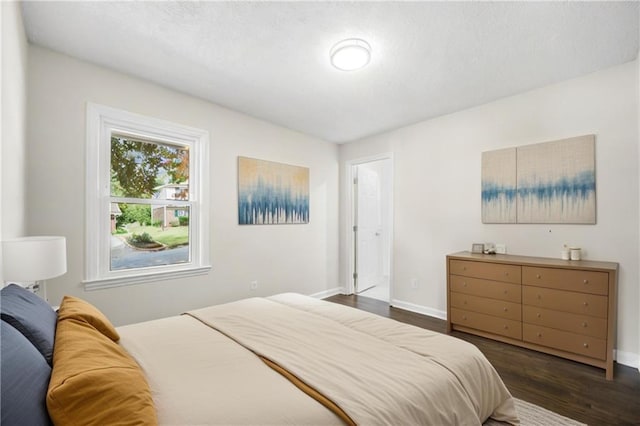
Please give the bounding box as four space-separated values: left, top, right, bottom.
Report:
325 294 640 425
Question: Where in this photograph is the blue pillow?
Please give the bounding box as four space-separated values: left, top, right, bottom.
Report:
0 284 57 364
1 320 52 425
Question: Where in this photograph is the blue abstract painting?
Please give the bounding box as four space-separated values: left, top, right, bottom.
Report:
238 157 309 225
516 135 595 224
482 135 595 224
482 148 517 223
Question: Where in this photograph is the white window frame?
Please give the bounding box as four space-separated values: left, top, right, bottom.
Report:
85 103 210 290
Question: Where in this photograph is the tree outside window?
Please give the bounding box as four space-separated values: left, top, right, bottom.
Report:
110 135 191 271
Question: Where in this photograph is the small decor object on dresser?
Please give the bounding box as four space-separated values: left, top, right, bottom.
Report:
471 243 484 253
447 251 618 380
483 243 496 254
570 247 581 260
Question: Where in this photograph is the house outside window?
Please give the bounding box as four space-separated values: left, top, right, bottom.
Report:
151 183 190 228
85 104 210 289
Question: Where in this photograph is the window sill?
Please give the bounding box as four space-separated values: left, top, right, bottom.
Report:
83 265 211 291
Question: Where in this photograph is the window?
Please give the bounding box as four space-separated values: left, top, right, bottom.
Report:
85 104 210 289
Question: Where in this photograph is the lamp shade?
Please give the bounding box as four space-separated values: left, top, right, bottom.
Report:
2 236 67 282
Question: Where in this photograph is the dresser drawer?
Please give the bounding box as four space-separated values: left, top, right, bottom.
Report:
449 260 521 284
522 267 608 295
522 286 607 318
451 292 521 321
449 275 521 303
523 305 607 338
451 308 522 340
523 324 606 360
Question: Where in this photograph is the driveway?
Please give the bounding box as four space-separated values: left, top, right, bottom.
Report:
110 236 189 270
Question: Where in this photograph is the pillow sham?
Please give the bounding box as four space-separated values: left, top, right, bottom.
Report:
56 295 120 341
47 315 157 425
0 283 57 364
1 320 53 425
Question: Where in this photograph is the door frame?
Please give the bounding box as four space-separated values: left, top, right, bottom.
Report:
345 153 394 299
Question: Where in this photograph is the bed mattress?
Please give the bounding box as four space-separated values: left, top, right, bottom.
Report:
118 293 518 425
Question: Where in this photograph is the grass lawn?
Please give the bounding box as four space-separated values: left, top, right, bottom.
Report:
126 223 188 248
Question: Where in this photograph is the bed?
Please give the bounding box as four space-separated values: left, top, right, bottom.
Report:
1 284 519 425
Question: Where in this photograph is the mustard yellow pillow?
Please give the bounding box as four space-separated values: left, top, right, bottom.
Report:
47 318 157 425
56 295 119 341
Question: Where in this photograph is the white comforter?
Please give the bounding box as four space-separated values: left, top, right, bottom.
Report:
119 293 518 425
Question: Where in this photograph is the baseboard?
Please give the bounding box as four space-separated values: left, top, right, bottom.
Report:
390 299 447 320
615 349 640 369
310 287 344 299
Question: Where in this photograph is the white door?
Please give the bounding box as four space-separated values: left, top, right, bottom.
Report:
355 163 384 294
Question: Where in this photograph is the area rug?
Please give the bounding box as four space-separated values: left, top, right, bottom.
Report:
484 398 587 426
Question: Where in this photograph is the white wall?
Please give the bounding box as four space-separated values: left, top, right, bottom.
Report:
1 1 29 275
340 60 639 367
27 46 339 326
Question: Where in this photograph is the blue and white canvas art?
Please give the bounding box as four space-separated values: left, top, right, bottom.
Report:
481 135 596 224
482 148 517 223
516 135 595 224
238 157 309 225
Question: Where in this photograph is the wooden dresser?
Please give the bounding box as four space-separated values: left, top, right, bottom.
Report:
446 251 618 380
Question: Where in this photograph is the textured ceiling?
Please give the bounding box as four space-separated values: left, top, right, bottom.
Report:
21 2 639 143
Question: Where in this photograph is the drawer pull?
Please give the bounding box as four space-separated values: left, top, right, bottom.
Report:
503 290 507 294
536 313 541 318
462 282 467 287
582 322 588 328
462 315 467 320
536 274 541 279
463 300 467 305
583 279 589 284
504 272 509 276
583 343 589 348
537 332 542 337
583 301 589 307
503 307 508 312
537 294 542 299
462 267 466 271
503 325 508 330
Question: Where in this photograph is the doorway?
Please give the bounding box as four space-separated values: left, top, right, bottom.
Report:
348 155 392 303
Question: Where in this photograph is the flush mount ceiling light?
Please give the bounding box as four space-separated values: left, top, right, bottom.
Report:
330 38 371 71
